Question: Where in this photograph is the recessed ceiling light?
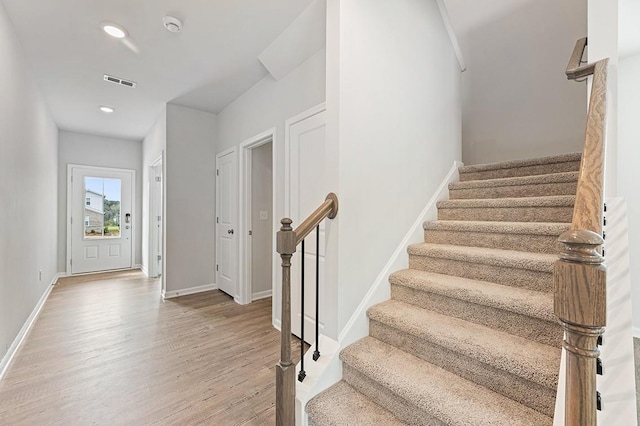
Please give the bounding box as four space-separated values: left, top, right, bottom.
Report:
102 23 127 39
162 16 183 33
99 106 115 113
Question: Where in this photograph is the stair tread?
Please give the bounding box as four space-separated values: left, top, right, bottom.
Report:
407 243 556 273
341 337 553 426
306 381 406 426
437 195 575 209
423 220 571 235
450 171 578 190
389 269 555 322
459 153 581 174
368 300 560 388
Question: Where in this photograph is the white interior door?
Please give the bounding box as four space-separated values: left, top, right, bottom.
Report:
69 166 134 274
216 150 238 298
288 108 327 342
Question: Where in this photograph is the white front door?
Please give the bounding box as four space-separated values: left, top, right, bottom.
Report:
69 166 134 274
287 107 327 342
216 150 238 298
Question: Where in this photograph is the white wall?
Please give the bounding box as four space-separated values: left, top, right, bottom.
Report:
328 0 462 336
141 108 166 275
165 104 217 293
251 142 274 298
618 53 640 334
0 2 59 365
452 0 587 165
216 48 326 322
57 131 143 271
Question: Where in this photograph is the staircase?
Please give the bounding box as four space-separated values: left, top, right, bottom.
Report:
306 153 583 425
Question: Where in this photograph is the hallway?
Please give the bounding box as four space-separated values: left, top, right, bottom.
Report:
0 271 293 425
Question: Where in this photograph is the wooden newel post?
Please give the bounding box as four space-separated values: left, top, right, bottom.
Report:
276 218 296 426
554 229 607 426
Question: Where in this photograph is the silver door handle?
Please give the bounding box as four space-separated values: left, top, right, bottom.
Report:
228 229 234 235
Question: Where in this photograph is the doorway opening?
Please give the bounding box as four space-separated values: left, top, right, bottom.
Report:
239 129 276 307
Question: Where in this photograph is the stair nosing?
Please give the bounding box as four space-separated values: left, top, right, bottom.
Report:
437 195 575 209
367 300 560 388
389 269 556 322
449 171 578 190
459 153 581 174
423 220 571 235
407 243 556 273
341 337 554 425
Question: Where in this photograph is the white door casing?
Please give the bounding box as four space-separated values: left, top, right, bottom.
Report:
216 149 238 298
286 104 328 342
68 165 134 274
149 156 163 280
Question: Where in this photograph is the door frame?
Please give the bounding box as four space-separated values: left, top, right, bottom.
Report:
238 128 277 305
148 153 164 289
215 147 239 301
66 164 136 275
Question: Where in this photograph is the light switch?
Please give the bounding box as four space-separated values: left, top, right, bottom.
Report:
260 210 268 220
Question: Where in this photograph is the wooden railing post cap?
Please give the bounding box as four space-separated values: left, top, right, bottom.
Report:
558 229 604 264
277 218 296 255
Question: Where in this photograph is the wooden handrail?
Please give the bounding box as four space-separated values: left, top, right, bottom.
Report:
295 193 339 245
554 38 608 426
276 193 338 426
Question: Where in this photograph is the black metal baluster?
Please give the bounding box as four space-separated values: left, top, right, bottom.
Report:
298 239 306 382
313 225 321 361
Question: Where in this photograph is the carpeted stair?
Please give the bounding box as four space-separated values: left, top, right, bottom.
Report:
306 153 581 425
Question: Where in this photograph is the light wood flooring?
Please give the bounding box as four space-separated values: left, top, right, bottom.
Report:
0 270 301 425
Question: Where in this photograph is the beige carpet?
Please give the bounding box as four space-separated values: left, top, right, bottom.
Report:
307 153 582 425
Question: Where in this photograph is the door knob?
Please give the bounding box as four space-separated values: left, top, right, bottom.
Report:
228 229 234 235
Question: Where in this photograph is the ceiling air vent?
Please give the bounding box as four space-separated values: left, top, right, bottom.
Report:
103 74 137 88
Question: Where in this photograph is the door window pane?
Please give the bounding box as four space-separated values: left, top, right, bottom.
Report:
84 177 121 239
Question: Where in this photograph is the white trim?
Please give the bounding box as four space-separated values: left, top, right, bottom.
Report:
0 273 62 381
238 128 277 306
162 283 218 299
148 152 164 282
252 290 273 301
66 164 136 275
139 264 148 276
436 0 466 72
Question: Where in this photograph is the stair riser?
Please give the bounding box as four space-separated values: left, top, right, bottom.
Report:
424 229 563 254
369 321 557 417
459 161 581 182
391 284 562 346
449 181 577 200
342 365 445 426
438 206 573 223
408 255 553 291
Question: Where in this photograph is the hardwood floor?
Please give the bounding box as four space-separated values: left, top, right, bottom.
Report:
0 270 300 425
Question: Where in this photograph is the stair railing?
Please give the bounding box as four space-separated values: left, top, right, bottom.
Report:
554 37 608 426
276 193 338 426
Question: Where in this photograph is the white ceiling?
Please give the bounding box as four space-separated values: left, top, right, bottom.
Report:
1 0 313 140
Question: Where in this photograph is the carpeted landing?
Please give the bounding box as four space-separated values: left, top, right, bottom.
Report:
306 153 582 425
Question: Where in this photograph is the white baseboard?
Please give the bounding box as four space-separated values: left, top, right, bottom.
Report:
163 283 217 299
138 264 148 276
252 290 272 301
0 272 62 381
273 318 281 332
